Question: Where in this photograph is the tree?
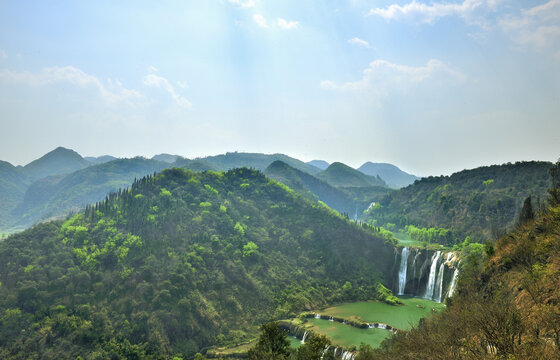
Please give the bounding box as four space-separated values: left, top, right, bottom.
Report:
247 321 290 360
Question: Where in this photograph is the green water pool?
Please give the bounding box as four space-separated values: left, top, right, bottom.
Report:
315 296 445 330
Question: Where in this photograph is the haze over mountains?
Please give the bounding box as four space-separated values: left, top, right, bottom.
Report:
0 146 553 244
0 147 417 235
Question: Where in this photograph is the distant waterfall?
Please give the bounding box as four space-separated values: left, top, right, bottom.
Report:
447 268 460 298
397 247 410 295
434 262 446 302
424 251 441 300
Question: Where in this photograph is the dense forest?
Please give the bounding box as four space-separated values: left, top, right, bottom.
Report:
364 161 552 244
0 167 397 359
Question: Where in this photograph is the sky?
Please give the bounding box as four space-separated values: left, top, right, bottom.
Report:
0 0 559 176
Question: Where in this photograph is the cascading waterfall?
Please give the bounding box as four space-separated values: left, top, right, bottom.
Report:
301 331 309 344
434 262 446 302
424 251 441 300
314 314 321 319
447 267 460 298
342 350 355 360
397 247 410 295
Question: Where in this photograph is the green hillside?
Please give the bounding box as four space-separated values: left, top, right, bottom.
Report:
358 162 419 189
370 162 560 360
0 167 395 359
318 162 387 188
21 147 91 182
198 152 322 175
0 161 29 233
264 160 357 215
364 161 552 243
10 158 170 231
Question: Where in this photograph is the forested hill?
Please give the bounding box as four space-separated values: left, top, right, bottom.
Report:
364 161 552 243
372 161 560 359
0 167 395 359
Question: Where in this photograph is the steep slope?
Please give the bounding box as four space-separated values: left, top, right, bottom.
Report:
0 161 29 233
11 158 170 229
358 162 419 189
307 160 330 170
264 160 356 215
0 167 395 359
21 147 91 181
365 161 552 243
199 152 322 175
372 177 560 359
318 162 387 188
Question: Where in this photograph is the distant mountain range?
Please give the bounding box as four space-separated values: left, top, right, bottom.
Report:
1 147 551 239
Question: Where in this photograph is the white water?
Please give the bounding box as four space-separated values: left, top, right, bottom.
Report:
342 350 355 360
434 262 446 302
411 249 419 280
329 316 334 322
397 247 410 295
424 251 441 300
301 331 308 344
314 314 321 319
447 268 460 298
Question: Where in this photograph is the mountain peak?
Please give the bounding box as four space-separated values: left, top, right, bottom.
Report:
22 147 91 181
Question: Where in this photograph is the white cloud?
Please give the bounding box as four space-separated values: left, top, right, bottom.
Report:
0 50 7 59
348 37 370 48
253 14 268 28
0 66 141 103
500 0 560 48
143 74 192 109
228 0 255 9
321 59 464 92
277 18 299 29
367 0 500 24
176 80 188 89
149 65 159 73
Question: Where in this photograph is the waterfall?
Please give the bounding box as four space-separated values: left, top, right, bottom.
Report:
329 316 334 322
301 331 308 344
342 350 355 360
447 268 460 298
434 262 446 302
314 314 321 319
397 247 410 295
412 249 419 280
424 251 441 300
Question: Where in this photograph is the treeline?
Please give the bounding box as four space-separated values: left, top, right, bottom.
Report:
404 225 455 246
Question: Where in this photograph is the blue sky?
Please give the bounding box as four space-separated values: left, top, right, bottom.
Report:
0 0 558 176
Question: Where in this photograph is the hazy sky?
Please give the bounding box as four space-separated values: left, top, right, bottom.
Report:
0 0 559 176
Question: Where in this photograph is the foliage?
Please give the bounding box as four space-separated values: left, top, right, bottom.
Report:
369 190 560 359
364 161 552 242
0 167 395 359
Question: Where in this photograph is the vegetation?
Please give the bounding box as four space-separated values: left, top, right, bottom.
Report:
0 167 396 359
368 160 560 359
364 161 552 243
